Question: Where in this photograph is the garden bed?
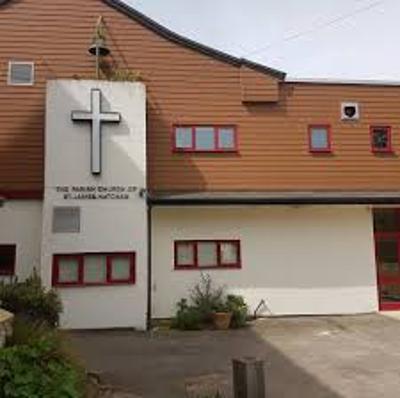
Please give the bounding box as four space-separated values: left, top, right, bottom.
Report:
171 274 249 331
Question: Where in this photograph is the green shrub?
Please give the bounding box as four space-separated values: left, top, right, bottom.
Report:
189 274 224 323
225 295 248 328
6 318 50 347
0 325 85 398
6 318 75 351
0 271 62 327
171 299 202 330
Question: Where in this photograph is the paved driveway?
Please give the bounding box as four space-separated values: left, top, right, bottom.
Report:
70 314 400 397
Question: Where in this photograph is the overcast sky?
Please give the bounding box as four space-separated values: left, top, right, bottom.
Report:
125 0 396 81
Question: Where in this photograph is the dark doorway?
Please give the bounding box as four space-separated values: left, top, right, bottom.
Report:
374 208 400 310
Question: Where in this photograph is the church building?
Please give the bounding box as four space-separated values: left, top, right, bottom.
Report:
1 0 400 329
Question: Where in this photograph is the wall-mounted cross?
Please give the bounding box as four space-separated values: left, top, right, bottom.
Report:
71 89 121 175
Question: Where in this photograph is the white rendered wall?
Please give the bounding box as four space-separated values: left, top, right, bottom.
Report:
0 201 42 281
152 206 378 318
42 80 147 330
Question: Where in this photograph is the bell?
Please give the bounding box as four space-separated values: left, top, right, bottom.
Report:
88 38 110 57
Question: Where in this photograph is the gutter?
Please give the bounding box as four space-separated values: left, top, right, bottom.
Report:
149 196 400 206
146 200 152 330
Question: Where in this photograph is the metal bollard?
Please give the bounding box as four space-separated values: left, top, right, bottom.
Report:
232 357 265 398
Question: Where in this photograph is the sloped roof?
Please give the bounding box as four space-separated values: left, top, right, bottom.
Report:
103 0 286 79
0 0 286 79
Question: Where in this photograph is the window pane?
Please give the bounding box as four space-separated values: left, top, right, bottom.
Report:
176 243 195 266
197 242 218 267
58 257 79 283
195 127 215 150
218 128 235 149
310 127 329 150
83 255 107 284
381 284 400 302
0 245 15 275
175 127 192 149
220 242 239 265
111 256 131 280
374 209 399 232
372 128 389 150
376 238 399 275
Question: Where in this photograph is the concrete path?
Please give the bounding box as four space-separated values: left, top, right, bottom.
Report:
70 314 400 397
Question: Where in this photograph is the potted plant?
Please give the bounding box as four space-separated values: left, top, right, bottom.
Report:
212 302 232 330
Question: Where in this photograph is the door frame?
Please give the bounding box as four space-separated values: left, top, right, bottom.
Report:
374 208 400 311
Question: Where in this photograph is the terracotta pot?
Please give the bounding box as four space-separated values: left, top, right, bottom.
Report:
212 312 232 330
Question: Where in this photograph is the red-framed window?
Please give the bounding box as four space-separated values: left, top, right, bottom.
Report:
308 125 332 153
0 245 16 276
370 126 393 153
174 240 241 270
52 252 135 287
173 126 238 152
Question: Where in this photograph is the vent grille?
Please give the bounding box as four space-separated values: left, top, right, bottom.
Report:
8 62 34 85
52 207 81 233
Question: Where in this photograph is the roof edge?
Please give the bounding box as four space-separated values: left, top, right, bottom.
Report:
288 77 400 87
150 197 400 206
102 0 286 79
149 191 400 206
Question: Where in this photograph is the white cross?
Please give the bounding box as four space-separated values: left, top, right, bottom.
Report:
71 89 121 175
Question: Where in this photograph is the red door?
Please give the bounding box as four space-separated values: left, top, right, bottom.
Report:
374 209 400 310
